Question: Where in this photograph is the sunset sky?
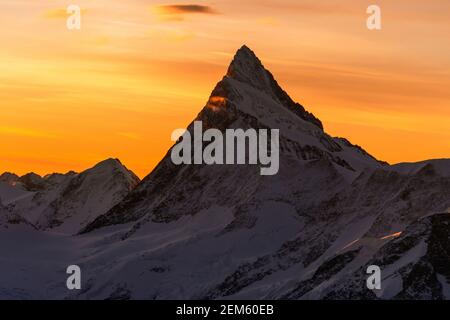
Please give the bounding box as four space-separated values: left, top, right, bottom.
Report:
1 0 449 178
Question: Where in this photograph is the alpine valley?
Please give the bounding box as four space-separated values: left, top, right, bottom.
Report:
1 46 449 300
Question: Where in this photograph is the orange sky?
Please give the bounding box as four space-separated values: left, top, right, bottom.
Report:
1 0 449 178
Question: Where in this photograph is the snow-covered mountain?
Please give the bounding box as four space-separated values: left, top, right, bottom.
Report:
83 45 383 234
0 159 139 234
0 46 448 300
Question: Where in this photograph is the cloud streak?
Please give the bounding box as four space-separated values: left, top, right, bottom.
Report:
154 4 218 21
157 4 217 15
0 126 59 139
43 8 67 19
43 8 87 19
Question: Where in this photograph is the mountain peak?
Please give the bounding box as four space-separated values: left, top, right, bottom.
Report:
89 158 140 186
96 158 122 167
238 44 251 52
18 172 47 191
91 158 128 175
223 45 323 130
91 158 130 173
234 45 259 62
226 45 268 89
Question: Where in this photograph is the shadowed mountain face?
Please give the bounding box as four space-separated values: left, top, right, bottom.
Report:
0 46 449 300
0 173 19 186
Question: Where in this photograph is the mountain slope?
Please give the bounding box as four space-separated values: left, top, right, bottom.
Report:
0 182 32 205
3 159 140 234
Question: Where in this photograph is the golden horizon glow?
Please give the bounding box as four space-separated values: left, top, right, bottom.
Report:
1 0 449 178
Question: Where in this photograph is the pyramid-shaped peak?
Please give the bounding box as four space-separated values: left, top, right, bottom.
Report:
226 45 270 91
222 45 323 130
238 44 252 52
234 45 259 61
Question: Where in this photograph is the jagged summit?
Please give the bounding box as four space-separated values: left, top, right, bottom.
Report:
232 45 257 61
237 44 253 55
222 45 323 130
226 45 267 87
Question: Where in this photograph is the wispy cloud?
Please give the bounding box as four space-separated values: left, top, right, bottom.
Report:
43 8 67 19
0 126 59 139
43 8 87 19
158 4 217 14
154 4 218 21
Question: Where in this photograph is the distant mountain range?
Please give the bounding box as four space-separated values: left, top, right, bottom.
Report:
1 46 449 300
0 159 139 234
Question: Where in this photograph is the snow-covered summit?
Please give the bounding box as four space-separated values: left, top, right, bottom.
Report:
226 45 270 92
224 45 323 130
